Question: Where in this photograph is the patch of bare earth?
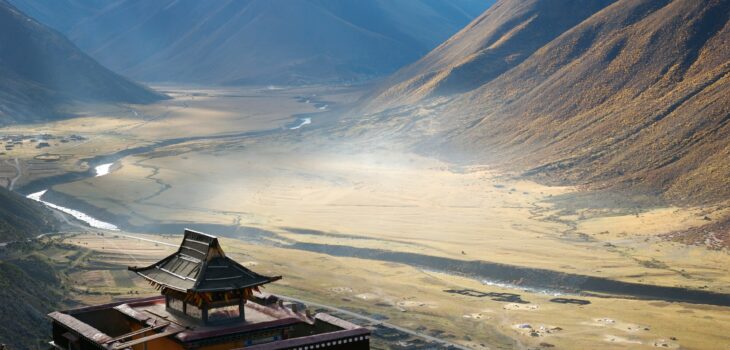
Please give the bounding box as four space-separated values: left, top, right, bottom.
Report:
662 215 730 250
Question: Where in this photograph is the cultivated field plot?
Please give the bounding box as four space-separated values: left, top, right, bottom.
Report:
60 232 730 350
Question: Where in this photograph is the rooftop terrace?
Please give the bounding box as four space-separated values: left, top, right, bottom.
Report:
50 293 369 350
49 228 369 350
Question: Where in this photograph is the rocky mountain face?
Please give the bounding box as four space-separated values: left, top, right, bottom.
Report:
359 0 729 205
0 0 166 125
12 0 493 85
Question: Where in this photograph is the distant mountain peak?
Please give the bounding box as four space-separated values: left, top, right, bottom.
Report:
11 0 494 85
0 0 166 125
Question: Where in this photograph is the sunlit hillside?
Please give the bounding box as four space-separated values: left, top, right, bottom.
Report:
0 1 728 349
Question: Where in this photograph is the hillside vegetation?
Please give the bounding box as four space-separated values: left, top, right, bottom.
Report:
359 0 729 206
360 0 615 108
0 254 63 349
0 188 57 242
0 0 166 125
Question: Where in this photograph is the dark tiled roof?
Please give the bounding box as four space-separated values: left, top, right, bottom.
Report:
48 311 113 344
129 229 280 292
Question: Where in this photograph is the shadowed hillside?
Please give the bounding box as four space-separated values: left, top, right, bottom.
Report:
50 0 493 85
359 0 729 205
0 0 166 125
0 254 64 349
0 188 57 242
6 0 109 32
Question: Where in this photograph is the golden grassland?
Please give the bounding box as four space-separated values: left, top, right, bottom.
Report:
3 86 729 349
58 232 730 350
0 85 352 188
53 142 730 293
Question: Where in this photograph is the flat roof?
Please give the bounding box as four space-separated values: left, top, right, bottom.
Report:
51 296 310 346
50 294 370 350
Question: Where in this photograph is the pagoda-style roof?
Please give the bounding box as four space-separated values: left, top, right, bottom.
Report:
129 229 280 293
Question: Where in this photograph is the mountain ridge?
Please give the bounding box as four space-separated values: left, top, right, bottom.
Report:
356 0 729 205
39 0 495 85
358 0 616 112
0 0 166 125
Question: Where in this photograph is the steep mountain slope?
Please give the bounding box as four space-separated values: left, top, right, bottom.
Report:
0 0 166 125
360 0 615 111
61 0 493 85
0 187 57 242
0 254 64 348
360 0 729 205
7 0 109 32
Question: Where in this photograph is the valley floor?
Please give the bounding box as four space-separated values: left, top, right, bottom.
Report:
1 86 729 349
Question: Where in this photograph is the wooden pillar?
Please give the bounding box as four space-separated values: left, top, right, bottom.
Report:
239 298 246 322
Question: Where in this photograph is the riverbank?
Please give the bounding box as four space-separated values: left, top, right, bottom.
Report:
57 231 730 350
4 85 729 349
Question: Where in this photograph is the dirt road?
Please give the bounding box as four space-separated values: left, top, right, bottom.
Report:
5 158 20 190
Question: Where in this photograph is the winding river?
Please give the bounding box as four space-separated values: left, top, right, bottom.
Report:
289 117 312 130
17 104 321 231
94 163 114 177
26 162 120 230
27 189 119 231
12 114 730 307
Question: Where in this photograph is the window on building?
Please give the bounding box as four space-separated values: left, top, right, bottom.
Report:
168 297 184 313
186 303 203 319
208 304 240 322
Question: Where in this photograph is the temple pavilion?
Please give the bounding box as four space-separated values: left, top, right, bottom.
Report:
48 229 370 350
129 229 281 324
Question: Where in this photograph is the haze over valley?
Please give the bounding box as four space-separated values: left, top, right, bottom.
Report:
10 0 493 85
0 1 728 349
